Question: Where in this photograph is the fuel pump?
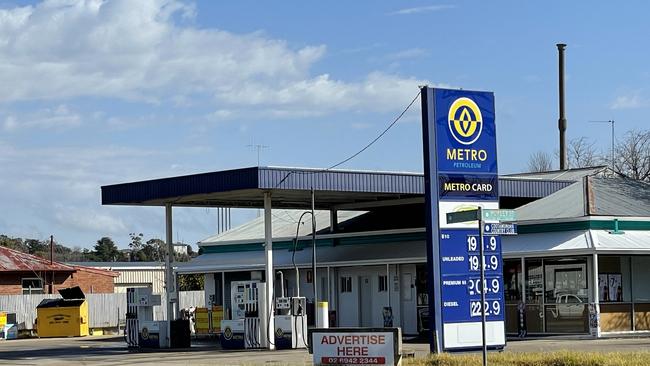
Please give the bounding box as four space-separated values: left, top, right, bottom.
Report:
125 287 167 348
273 296 308 349
220 280 268 349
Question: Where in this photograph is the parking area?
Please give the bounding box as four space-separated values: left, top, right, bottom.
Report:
2 336 650 365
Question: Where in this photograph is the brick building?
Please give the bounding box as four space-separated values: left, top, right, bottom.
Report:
0 245 118 295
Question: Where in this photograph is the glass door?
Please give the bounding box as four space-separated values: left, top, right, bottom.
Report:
503 259 522 334
525 259 544 333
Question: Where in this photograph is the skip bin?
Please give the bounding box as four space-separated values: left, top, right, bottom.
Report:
36 286 89 337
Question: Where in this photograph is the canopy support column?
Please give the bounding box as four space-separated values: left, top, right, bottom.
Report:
264 192 275 350
165 203 175 348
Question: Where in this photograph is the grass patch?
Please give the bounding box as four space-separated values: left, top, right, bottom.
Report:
404 351 650 366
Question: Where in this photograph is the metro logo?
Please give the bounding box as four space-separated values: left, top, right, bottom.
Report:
448 97 483 145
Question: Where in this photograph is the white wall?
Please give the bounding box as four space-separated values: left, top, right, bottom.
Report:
399 264 417 334
336 265 396 329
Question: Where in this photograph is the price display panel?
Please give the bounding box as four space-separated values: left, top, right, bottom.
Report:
439 229 505 324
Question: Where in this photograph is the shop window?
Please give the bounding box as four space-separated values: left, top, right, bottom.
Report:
378 275 388 292
544 258 588 303
599 256 633 333
22 278 43 294
632 256 650 331
543 257 589 333
503 259 522 304
599 256 631 303
340 276 352 293
503 259 522 334
524 259 544 333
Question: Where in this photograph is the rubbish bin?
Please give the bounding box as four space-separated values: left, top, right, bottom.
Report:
36 286 89 337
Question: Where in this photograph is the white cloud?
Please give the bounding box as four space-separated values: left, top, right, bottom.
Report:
2 104 81 131
390 5 455 15
0 0 429 117
0 140 218 246
610 92 650 109
386 48 429 61
54 207 128 235
217 72 428 115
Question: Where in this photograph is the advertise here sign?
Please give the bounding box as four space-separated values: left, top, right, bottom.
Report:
310 328 401 366
421 87 505 351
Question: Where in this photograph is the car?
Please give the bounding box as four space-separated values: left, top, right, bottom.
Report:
549 294 585 319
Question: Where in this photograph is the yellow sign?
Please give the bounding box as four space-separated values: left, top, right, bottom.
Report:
448 97 483 145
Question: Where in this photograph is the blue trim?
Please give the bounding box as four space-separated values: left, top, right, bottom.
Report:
102 167 259 205
102 166 573 206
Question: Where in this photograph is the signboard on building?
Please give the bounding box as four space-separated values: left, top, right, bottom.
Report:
421 87 506 352
309 328 402 366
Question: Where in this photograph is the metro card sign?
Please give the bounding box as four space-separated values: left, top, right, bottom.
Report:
421 87 505 352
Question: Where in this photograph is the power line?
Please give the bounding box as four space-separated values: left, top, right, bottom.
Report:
326 90 421 170
275 90 421 188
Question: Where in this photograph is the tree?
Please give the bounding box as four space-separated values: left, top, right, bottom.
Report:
128 232 144 261
527 151 554 172
129 233 143 251
141 238 166 262
178 274 204 291
614 129 650 181
24 239 48 255
568 137 601 168
93 237 120 262
0 235 27 252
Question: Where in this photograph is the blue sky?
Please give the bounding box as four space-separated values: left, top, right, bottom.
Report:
1 0 648 250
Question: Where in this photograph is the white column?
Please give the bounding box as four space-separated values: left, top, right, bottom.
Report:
264 192 275 350
165 203 174 347
592 253 599 304
592 253 601 337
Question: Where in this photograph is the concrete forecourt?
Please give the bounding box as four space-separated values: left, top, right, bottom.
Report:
1 336 650 365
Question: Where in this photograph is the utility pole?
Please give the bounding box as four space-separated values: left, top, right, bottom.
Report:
588 120 615 170
557 43 568 170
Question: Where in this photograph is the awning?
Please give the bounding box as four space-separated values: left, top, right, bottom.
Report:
502 230 594 257
176 240 427 274
592 230 650 253
503 229 650 257
179 228 650 273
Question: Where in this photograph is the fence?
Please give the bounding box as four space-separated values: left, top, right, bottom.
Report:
0 291 205 330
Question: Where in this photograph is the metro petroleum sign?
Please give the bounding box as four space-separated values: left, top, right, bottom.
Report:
421 87 505 352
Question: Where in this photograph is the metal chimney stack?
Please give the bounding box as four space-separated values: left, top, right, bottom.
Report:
557 43 568 170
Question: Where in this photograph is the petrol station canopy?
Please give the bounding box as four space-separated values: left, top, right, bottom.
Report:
101 166 573 209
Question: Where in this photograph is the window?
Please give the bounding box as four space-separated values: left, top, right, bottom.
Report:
22 278 43 294
340 276 352 293
378 275 388 292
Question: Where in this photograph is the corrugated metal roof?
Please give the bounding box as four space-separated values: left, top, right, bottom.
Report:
68 261 166 269
516 180 584 221
591 178 650 216
102 166 572 209
200 209 365 245
258 167 423 193
71 265 120 277
516 177 650 221
499 178 573 198
503 166 619 181
0 245 75 272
